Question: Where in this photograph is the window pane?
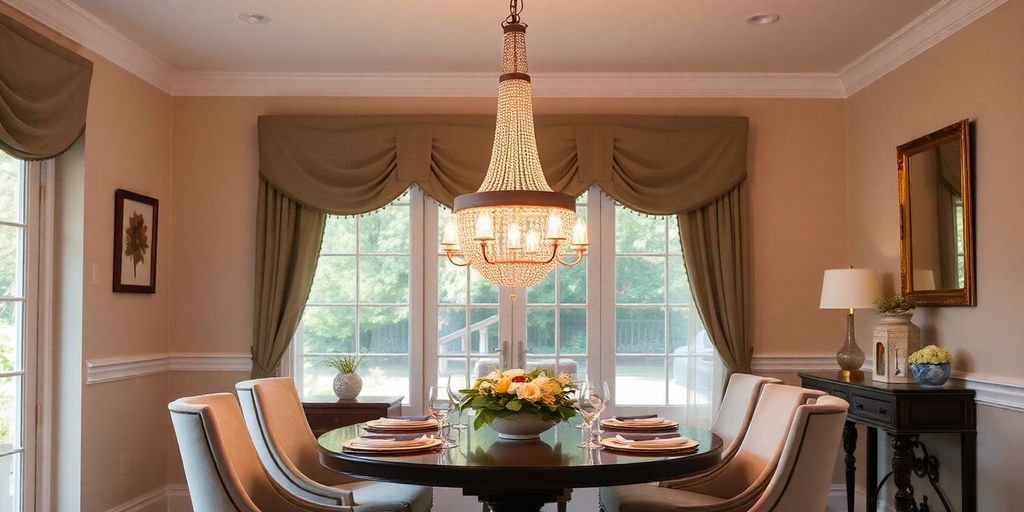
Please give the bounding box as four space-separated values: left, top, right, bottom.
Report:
559 308 587 355
359 205 410 253
470 358 502 380
437 257 467 304
360 356 411 398
0 226 23 298
667 255 691 305
359 307 409 353
469 308 499 355
615 209 666 253
0 452 20 512
667 221 681 254
321 216 356 254
0 376 20 446
301 356 339 398
358 256 409 303
300 307 355 354
526 308 555 355
668 307 692 353
470 270 499 304
437 358 469 390
615 357 666 405
438 307 467 355
616 307 665 354
559 258 587 304
526 271 555 305
668 356 716 414
0 154 22 224
308 256 356 304
557 357 588 381
616 256 665 304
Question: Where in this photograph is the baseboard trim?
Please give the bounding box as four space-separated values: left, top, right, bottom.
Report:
105 486 166 512
86 352 252 384
753 355 1024 413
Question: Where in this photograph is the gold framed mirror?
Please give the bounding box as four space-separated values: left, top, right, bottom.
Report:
898 119 975 306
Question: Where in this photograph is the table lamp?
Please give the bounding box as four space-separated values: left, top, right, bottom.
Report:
820 268 882 376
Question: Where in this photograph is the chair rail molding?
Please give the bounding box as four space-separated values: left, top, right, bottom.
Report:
752 354 1024 413
86 352 252 384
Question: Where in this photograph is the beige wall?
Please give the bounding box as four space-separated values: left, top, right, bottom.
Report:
0 3 174 510
846 1 1024 509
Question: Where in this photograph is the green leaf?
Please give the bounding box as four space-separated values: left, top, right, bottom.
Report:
506 400 522 412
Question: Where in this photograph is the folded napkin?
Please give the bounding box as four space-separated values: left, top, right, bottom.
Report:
615 432 681 441
350 435 431 449
614 434 692 449
374 417 435 425
393 415 431 421
360 434 427 441
615 414 659 421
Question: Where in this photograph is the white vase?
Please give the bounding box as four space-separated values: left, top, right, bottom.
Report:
333 373 363 400
488 414 557 440
871 313 921 383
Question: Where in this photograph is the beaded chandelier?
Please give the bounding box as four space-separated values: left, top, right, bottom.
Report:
441 0 588 289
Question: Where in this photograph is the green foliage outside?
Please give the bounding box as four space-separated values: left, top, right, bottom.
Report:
0 152 24 444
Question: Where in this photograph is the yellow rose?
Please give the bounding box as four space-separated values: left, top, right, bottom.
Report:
533 375 550 388
556 373 573 386
542 379 562 397
494 377 512 394
516 381 543 402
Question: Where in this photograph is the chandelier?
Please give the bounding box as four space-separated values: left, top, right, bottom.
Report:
441 0 588 289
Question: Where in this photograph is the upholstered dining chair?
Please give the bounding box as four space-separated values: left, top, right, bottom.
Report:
169 393 340 511
236 378 432 512
599 383 825 512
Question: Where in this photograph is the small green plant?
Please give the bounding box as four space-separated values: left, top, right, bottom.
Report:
875 295 916 315
322 355 363 374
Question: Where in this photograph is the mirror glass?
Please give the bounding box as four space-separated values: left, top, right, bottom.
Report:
898 119 974 306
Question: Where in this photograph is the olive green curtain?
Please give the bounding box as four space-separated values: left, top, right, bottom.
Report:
251 177 326 378
678 184 751 373
0 11 92 160
253 114 750 376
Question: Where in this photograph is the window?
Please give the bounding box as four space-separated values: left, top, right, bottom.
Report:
294 186 722 422
293 191 421 403
0 152 40 512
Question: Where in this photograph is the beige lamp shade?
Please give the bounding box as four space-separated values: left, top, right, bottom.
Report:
819 268 882 309
913 269 936 291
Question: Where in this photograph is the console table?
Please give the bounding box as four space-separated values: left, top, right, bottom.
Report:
799 372 976 512
302 395 403 436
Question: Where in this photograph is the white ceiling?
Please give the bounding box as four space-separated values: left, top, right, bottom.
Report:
67 0 940 74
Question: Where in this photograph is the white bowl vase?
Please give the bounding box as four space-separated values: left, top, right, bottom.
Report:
488 414 557 440
333 373 363 400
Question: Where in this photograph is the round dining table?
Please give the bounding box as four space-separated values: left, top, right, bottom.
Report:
318 419 723 512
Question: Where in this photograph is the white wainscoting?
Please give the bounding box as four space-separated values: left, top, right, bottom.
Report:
86 352 252 384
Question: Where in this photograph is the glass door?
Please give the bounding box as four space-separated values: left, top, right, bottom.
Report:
0 153 39 512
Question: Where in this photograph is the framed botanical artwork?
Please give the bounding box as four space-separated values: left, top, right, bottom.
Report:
113 189 158 293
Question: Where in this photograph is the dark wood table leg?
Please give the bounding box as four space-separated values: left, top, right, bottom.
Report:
892 434 916 512
962 432 977 512
866 427 877 512
843 420 858 512
467 488 564 512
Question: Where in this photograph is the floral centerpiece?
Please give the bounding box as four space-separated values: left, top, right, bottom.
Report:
459 368 577 438
907 345 952 387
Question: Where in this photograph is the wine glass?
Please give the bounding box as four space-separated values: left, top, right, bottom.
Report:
574 381 609 449
446 374 469 431
427 385 458 448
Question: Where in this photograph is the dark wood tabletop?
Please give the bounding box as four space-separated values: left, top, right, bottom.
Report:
318 418 722 512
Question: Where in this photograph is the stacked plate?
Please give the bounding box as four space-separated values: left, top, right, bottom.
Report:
600 433 699 454
600 414 679 432
342 434 442 454
363 416 438 433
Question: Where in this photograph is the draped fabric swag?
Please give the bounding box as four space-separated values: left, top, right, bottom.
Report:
0 11 93 160
252 114 751 377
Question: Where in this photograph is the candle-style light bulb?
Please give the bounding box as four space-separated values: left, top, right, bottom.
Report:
507 222 522 250
525 230 540 254
475 212 494 240
442 221 459 246
546 213 564 240
571 218 588 246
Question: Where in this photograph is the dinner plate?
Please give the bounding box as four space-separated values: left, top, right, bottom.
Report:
600 418 679 431
363 418 438 432
342 437 442 454
599 436 699 454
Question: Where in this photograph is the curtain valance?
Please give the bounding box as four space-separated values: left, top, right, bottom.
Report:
0 11 93 160
257 115 748 216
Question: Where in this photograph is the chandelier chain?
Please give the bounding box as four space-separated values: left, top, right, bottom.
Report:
505 0 524 25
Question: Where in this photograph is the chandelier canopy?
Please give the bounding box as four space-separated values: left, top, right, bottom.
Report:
442 0 588 289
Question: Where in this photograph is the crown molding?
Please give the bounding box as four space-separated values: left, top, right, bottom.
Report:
3 0 176 92
170 71 846 99
86 352 251 384
839 0 1007 96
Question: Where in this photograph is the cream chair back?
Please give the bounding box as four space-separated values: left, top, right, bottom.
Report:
236 378 356 506
711 374 782 460
748 394 849 511
169 393 331 512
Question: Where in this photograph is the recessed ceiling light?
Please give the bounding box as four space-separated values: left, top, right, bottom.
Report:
238 13 271 24
745 13 780 25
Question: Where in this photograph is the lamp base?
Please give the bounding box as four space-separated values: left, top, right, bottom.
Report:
836 312 865 373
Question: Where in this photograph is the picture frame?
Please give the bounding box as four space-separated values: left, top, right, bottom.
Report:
113 189 158 293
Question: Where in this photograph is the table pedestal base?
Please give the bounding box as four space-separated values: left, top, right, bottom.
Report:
466 488 569 512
